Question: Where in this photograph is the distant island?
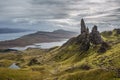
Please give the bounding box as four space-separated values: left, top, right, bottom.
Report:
0 29 78 49
0 28 30 34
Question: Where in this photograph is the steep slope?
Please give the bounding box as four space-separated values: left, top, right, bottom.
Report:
42 20 120 80
0 19 119 80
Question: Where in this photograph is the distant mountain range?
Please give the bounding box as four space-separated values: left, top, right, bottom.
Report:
0 28 30 34
0 29 78 49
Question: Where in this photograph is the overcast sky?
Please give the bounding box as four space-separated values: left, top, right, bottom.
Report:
0 0 120 32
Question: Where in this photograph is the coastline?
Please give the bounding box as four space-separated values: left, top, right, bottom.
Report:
0 30 77 49
9 39 68 51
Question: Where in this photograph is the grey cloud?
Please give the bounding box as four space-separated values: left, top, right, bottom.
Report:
0 0 120 31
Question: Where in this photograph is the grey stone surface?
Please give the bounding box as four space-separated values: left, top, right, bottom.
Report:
78 19 104 51
90 25 103 45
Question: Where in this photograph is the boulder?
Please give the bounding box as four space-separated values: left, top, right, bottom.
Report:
28 58 40 66
98 42 110 53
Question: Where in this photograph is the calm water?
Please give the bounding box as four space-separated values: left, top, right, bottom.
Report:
0 32 68 50
10 39 68 50
0 31 36 41
9 63 20 69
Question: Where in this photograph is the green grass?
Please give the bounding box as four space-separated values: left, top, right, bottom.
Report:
0 30 119 80
0 68 42 80
59 69 114 80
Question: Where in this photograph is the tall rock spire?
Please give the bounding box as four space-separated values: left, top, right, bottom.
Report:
92 25 97 32
78 19 90 51
90 25 103 44
78 19 105 52
81 19 86 34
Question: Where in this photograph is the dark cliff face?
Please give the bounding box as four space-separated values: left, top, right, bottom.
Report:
77 19 108 52
90 25 103 45
81 19 87 34
80 19 103 43
79 19 90 51
61 19 111 53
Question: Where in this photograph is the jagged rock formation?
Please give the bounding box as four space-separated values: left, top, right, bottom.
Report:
78 19 108 52
78 19 90 51
81 19 87 34
63 19 109 52
79 33 90 51
90 25 103 45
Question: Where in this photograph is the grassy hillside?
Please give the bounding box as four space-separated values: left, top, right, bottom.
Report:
0 29 119 80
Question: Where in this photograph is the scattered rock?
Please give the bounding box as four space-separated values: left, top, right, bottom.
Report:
79 64 91 70
114 29 120 35
98 42 110 53
28 58 40 66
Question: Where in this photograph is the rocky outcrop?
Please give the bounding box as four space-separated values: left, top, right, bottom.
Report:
80 32 90 51
79 19 90 51
78 19 108 52
81 19 87 34
90 25 103 45
28 58 40 66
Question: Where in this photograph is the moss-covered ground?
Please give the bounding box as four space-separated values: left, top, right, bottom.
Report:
0 30 119 80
